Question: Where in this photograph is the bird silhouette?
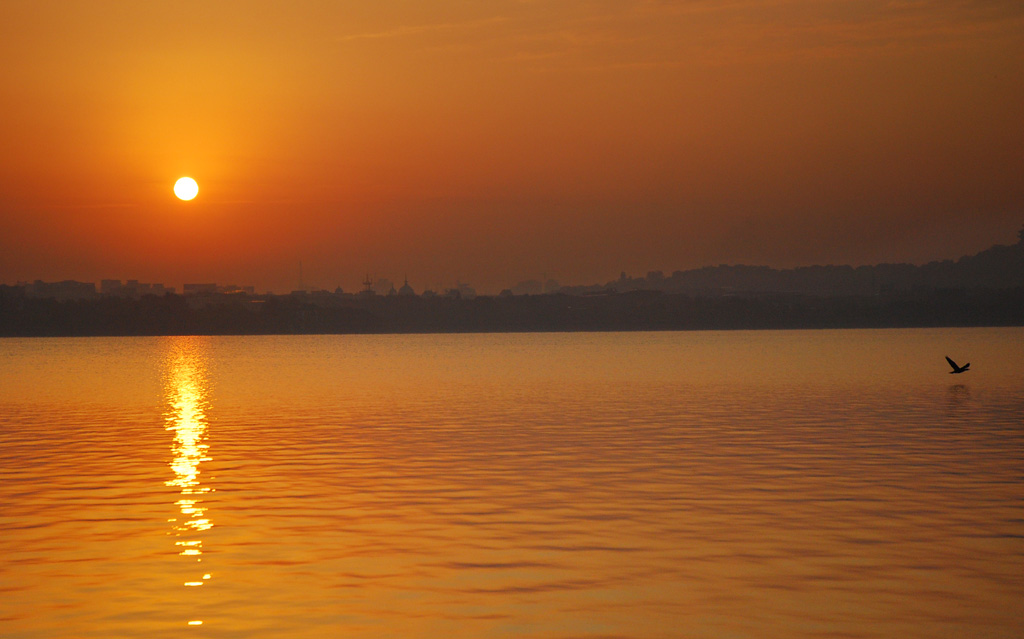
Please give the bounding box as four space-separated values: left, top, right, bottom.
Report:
945 356 970 374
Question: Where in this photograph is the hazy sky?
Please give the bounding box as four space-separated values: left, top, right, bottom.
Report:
2 1 1022 293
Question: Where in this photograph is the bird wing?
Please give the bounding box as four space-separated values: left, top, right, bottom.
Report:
945 356 959 371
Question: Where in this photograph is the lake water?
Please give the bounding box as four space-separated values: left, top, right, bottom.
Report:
1 328 1022 638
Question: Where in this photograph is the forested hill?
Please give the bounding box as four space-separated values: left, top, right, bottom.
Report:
564 228 1024 297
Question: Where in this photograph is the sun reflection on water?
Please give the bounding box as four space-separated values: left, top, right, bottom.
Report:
163 337 214 624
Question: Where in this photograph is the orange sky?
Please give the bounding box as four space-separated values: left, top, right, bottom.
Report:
2 1 1022 293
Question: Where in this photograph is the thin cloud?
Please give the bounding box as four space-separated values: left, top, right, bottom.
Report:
334 16 509 43
494 0 1024 72
24 201 139 211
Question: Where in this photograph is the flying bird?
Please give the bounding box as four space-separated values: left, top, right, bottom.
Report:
945 356 970 374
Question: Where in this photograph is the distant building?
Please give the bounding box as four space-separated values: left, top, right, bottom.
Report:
101 279 173 297
443 282 476 299
183 283 218 296
124 280 141 297
398 277 415 296
360 275 376 297
100 279 123 296
512 280 543 295
24 280 96 301
374 278 395 296
219 284 255 295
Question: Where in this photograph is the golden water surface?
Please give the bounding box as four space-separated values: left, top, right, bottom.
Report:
1 329 1022 638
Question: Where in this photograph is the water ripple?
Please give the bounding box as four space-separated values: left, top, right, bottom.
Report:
2 330 1023 638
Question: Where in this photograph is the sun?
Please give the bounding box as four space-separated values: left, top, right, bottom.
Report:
174 177 199 201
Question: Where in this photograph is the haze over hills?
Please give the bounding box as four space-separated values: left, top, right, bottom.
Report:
9 226 1024 301
562 226 1024 297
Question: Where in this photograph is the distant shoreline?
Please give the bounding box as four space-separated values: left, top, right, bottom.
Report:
2 288 1021 337
5 231 1022 337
